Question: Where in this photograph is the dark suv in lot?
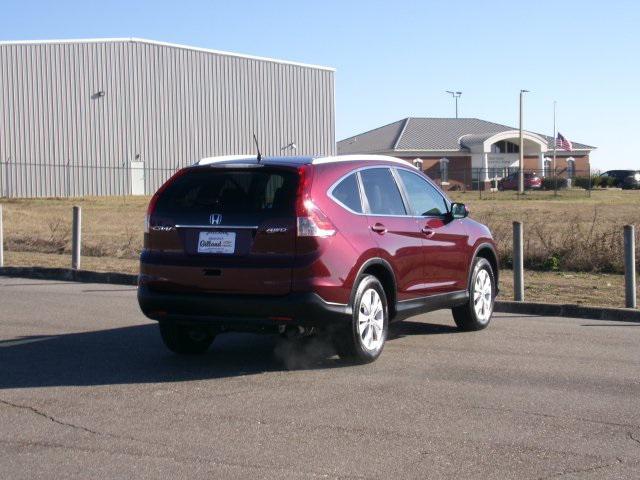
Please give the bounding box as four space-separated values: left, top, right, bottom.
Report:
138 155 498 363
600 170 640 189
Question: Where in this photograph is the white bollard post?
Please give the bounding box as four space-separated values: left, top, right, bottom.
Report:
513 221 524 301
624 225 636 309
72 206 81 270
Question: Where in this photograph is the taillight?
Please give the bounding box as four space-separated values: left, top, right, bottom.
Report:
295 165 336 238
145 168 188 233
297 200 336 237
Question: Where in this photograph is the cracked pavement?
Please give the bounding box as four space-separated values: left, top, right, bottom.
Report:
0 276 639 479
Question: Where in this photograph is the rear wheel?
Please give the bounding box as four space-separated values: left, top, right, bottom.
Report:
158 322 215 355
335 275 388 364
452 257 495 331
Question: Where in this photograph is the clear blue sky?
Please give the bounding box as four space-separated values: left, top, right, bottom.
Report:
3 0 639 169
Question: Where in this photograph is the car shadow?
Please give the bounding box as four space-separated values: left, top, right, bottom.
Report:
0 319 462 390
389 320 460 340
0 324 346 389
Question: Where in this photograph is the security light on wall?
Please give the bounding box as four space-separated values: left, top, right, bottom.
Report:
281 142 297 153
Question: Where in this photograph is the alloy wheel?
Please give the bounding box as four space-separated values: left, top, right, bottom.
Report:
357 288 385 351
473 268 493 323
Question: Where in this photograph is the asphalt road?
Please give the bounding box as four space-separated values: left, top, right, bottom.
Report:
0 277 639 479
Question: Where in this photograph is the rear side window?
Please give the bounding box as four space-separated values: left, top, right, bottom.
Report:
360 168 406 216
155 168 297 215
331 173 363 213
397 169 448 216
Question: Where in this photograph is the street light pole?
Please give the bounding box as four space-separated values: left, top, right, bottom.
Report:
446 91 462 118
518 89 529 194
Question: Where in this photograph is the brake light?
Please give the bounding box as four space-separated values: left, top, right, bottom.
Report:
295 165 336 238
145 168 188 233
297 200 336 237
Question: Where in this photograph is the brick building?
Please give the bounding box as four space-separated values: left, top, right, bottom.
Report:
337 118 595 189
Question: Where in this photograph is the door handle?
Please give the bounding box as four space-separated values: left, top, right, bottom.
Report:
370 223 387 234
421 227 435 238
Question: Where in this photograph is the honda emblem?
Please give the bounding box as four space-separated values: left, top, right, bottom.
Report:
210 213 222 225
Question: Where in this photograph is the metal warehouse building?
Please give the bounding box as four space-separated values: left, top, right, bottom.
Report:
0 38 335 197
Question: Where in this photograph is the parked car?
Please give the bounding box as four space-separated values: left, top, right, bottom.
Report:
600 170 640 189
498 172 542 190
138 155 498 363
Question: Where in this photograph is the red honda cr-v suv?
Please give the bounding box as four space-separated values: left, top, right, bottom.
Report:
138 154 498 363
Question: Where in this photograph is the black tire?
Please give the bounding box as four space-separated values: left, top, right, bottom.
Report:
335 275 388 364
158 322 215 355
452 257 495 331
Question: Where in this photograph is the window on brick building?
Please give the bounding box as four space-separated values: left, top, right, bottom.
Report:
567 158 575 178
439 157 449 183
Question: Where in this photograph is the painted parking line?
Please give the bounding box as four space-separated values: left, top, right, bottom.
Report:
0 336 57 348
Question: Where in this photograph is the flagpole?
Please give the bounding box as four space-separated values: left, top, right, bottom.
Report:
553 101 557 194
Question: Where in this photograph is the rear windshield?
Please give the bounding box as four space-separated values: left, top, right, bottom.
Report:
155 168 298 215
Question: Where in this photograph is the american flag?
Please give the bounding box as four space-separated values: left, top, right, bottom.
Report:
556 132 573 151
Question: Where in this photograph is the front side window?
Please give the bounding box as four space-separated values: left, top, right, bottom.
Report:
360 168 406 216
397 169 448 216
331 173 363 213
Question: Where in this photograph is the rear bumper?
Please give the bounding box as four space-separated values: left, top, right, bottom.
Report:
137 285 352 332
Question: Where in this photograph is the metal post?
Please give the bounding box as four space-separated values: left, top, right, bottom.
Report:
513 221 524 301
553 101 558 196
0 204 4 267
519 92 524 194
72 206 81 270
624 225 636 309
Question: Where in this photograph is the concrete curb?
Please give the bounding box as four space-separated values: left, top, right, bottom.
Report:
0 266 137 285
1 266 639 322
495 300 640 322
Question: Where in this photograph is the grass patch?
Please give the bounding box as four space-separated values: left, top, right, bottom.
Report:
450 189 640 273
0 190 639 307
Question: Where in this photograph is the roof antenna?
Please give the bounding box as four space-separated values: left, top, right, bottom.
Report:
253 133 262 163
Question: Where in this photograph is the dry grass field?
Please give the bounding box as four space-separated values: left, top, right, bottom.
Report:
1 189 638 307
450 189 640 273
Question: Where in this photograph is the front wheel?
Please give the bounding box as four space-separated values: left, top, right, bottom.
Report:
335 275 388 364
452 257 495 331
158 322 215 355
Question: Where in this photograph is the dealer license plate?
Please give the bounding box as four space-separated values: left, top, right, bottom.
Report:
197 231 236 254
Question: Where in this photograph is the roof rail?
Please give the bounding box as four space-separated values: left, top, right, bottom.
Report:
197 155 258 166
312 154 416 168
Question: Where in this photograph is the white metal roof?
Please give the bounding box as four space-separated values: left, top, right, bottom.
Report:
197 154 416 168
197 155 258 166
312 154 417 168
0 37 336 71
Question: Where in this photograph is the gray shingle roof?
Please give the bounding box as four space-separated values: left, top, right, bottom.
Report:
337 119 406 154
337 117 595 154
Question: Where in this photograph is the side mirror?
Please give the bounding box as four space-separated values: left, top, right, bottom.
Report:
450 202 468 219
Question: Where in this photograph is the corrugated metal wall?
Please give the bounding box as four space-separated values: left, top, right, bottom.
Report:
0 39 335 197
